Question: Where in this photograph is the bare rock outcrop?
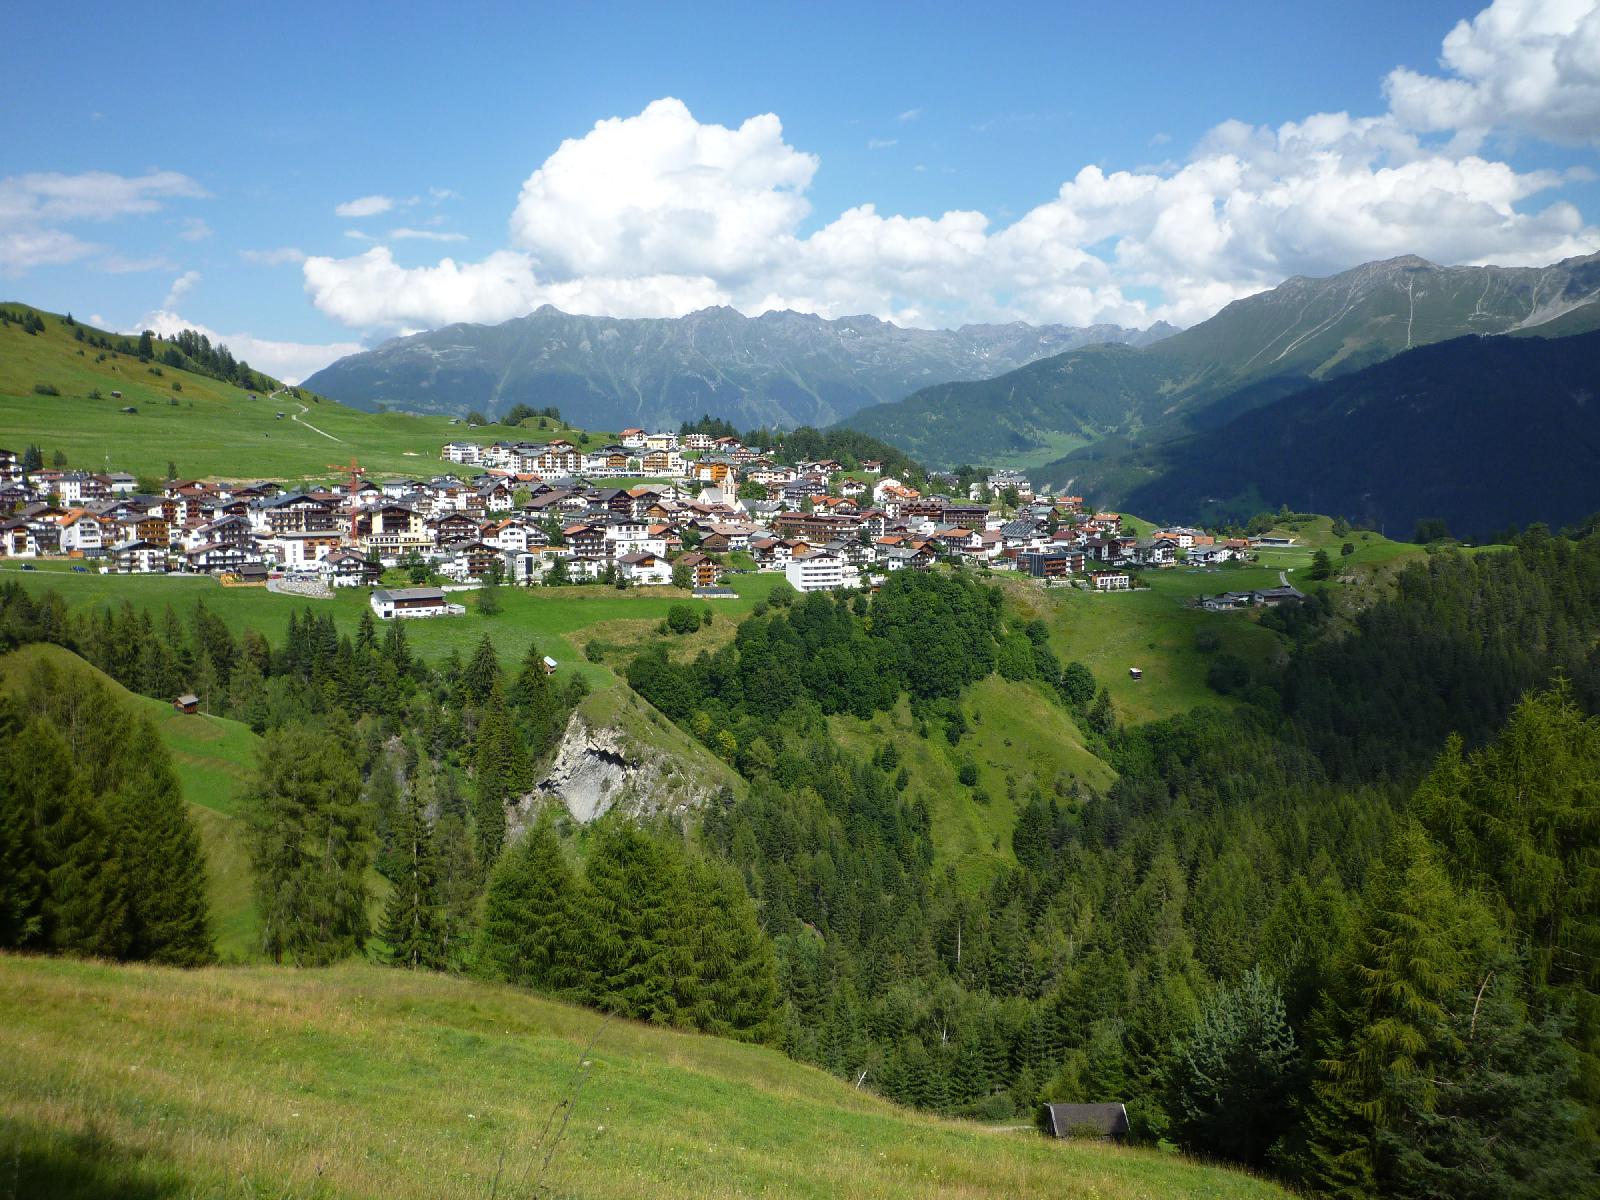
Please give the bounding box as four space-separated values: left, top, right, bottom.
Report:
517 702 735 830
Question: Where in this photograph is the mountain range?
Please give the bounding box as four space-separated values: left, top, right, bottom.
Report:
844 252 1600 469
302 305 1174 432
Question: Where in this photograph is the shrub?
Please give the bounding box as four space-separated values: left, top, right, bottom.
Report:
31 383 59 396
666 604 700 635
1206 654 1251 695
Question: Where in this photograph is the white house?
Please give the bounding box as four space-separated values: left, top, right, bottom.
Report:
369 587 464 619
111 539 168 573
785 550 856 592
58 510 105 555
616 552 673 586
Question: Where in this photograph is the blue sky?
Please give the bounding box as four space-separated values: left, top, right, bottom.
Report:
3 0 1598 380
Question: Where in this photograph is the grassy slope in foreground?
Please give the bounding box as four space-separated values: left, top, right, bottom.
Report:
0 956 1289 1200
0 643 264 961
0 305 591 481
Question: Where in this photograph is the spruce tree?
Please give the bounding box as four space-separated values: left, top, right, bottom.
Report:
681 854 780 1042
470 680 529 867
1300 822 1505 1194
246 726 371 965
380 782 447 970
28 721 128 959
108 718 213 965
475 816 594 995
585 821 684 1023
511 641 560 752
460 634 500 706
1166 966 1300 1165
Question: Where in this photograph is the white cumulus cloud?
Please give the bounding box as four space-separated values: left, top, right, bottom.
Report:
1385 0 1600 146
509 97 816 283
334 194 395 218
299 10 1600 338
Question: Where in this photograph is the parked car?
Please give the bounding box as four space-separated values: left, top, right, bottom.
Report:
72 565 89 573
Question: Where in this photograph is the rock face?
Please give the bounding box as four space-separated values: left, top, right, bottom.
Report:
522 707 730 828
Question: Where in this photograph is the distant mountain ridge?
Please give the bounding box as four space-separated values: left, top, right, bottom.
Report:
844 252 1600 467
1108 329 1600 537
302 305 1174 432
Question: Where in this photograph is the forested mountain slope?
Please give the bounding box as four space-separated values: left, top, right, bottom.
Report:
5 531 1600 1199
1105 330 1600 535
845 252 1600 467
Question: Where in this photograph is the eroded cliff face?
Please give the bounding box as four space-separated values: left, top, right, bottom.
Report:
515 704 734 830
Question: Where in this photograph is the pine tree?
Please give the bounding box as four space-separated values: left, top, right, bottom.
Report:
585 821 684 1023
29 722 128 959
380 783 447 970
1412 688 1600 1105
676 855 780 1041
470 681 528 867
1300 822 1505 1195
511 642 560 752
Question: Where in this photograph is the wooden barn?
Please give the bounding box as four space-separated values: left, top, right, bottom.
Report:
173 693 200 714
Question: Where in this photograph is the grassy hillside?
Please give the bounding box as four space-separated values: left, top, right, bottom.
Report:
0 643 263 960
1 568 784 682
0 304 590 481
995 522 1423 725
831 679 1115 892
0 955 1289 1200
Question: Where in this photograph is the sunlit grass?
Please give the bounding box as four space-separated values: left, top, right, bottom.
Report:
0 955 1291 1200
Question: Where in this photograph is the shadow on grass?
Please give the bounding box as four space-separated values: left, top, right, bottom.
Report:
0 1118 191 1200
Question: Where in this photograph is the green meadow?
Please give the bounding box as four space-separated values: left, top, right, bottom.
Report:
3 569 785 685
0 955 1291 1200
1000 518 1426 724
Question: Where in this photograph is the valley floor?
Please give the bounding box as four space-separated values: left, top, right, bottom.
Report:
0 955 1290 1200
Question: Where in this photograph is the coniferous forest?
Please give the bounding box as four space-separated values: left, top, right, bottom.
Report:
3 533 1600 1197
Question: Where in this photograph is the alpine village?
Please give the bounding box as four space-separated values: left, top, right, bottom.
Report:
4 5 1600 1199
